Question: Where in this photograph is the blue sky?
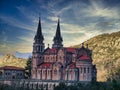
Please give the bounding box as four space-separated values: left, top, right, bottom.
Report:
0 0 120 54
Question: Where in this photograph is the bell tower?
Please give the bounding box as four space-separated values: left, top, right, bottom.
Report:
32 17 44 79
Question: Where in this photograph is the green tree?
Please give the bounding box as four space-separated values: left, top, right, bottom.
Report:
25 57 32 79
111 79 120 90
54 82 67 90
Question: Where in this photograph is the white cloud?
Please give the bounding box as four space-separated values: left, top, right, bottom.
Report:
60 22 101 46
18 36 33 43
47 16 58 22
52 5 72 16
83 0 120 19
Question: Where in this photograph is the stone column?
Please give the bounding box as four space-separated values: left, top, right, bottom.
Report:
45 69 47 80
40 70 42 80
50 70 52 80
67 71 68 80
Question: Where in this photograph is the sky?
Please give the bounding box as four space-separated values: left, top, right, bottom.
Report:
0 0 120 54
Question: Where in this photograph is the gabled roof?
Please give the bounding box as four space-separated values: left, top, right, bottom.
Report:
44 48 57 54
78 46 91 54
0 66 24 70
44 47 76 54
65 47 76 53
78 55 91 60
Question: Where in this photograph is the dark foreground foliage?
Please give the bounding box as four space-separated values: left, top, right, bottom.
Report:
25 57 32 79
0 80 120 90
54 80 120 90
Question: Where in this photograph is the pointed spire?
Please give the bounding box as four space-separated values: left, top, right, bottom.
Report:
52 17 63 48
33 16 45 53
34 16 44 40
53 18 63 41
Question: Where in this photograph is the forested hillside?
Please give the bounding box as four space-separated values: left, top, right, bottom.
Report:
73 31 120 81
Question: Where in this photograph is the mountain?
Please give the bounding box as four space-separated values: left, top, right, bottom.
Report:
0 54 27 68
73 31 120 81
15 52 32 59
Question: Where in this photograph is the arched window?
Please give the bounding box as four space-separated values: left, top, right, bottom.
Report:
36 46 39 51
84 67 86 73
87 67 89 73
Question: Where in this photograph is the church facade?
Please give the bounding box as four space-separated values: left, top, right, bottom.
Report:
31 18 97 82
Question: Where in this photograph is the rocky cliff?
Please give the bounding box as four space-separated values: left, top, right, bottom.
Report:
0 54 27 68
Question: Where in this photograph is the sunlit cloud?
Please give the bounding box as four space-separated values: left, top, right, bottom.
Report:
47 16 58 22
83 0 120 19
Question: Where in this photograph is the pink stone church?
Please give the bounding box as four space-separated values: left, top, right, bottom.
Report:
32 17 97 82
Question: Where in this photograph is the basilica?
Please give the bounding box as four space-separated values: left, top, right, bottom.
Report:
31 17 97 82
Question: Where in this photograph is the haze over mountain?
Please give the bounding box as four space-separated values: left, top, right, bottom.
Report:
15 52 32 59
0 52 32 59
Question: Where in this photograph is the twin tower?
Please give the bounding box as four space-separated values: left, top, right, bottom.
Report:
33 17 63 54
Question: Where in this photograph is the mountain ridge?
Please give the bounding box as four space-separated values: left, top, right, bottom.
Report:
0 54 27 68
73 31 120 81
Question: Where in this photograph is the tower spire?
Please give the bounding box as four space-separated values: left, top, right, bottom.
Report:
55 18 62 40
52 18 63 48
32 16 45 72
32 17 45 79
34 16 44 41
